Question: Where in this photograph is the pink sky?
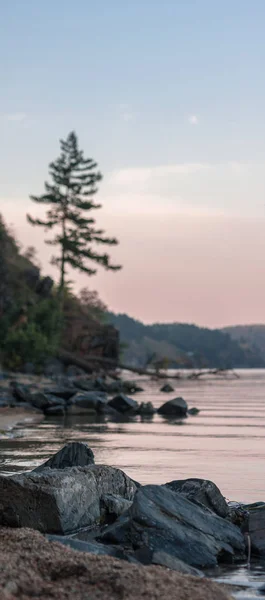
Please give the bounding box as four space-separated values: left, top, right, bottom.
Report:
2 198 265 328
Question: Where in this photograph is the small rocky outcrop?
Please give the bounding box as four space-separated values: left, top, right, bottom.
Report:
67 391 108 414
160 383 174 393
33 442 95 473
165 478 229 518
99 484 245 568
0 464 137 534
138 402 155 415
108 394 139 414
157 397 188 417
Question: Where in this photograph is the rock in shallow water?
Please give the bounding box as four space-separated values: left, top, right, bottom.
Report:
108 393 139 414
160 383 175 393
157 397 188 417
165 478 229 518
99 484 245 568
33 442 95 472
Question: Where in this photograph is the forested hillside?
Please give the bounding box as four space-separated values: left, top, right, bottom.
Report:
108 313 265 369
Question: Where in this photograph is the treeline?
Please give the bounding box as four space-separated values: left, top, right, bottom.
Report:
108 313 265 369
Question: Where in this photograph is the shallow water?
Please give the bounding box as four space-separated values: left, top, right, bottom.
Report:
1 368 265 595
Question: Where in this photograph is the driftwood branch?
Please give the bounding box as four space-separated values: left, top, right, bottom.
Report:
58 350 239 380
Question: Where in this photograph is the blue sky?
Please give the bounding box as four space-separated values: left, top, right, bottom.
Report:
1 1 265 325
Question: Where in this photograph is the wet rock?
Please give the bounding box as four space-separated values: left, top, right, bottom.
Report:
165 479 229 518
108 394 139 414
100 494 133 523
138 402 155 415
160 383 174 393
0 464 136 534
30 392 65 411
73 377 97 392
99 484 245 568
43 386 77 401
44 405 66 416
67 391 108 414
47 534 129 560
66 365 86 377
157 397 188 417
132 546 203 576
122 381 144 394
243 502 265 555
188 407 200 415
33 442 95 472
10 382 33 403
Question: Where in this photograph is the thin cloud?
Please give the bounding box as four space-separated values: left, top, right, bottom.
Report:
6 113 26 122
109 163 211 186
188 115 199 125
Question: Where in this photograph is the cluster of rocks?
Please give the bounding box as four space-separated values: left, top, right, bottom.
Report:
0 441 263 578
0 374 199 420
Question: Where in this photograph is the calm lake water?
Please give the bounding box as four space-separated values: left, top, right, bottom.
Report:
2 368 265 596
1 368 265 502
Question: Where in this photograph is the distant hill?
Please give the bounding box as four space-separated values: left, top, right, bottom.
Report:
107 313 265 369
222 325 265 361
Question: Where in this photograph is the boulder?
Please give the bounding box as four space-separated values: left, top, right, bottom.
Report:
66 365 86 377
33 442 95 473
67 391 108 415
73 377 97 392
138 402 155 415
99 484 245 568
43 386 77 401
100 494 133 523
44 405 65 416
108 394 139 414
44 358 64 378
160 383 174 393
157 397 188 417
30 392 66 411
10 382 33 403
0 464 137 534
242 502 265 555
132 546 203 576
165 479 229 518
47 534 129 560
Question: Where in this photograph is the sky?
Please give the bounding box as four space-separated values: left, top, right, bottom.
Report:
1 0 265 327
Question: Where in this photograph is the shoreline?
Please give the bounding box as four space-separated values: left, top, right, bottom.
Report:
0 407 43 433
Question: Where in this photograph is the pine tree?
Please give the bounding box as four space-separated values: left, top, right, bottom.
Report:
27 132 121 301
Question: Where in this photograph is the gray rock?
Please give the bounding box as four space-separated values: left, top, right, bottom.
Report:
165 478 229 518
0 464 136 534
44 405 66 416
44 358 64 378
122 381 144 394
132 546 203 576
157 397 188 417
138 402 155 415
243 502 265 555
66 365 86 377
67 391 108 414
30 392 66 411
99 484 245 568
188 407 200 415
74 378 96 392
10 382 33 403
43 386 77 401
46 534 128 560
33 442 95 472
108 394 139 414
160 383 174 393
100 494 132 523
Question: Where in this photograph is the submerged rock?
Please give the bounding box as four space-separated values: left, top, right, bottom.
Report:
33 442 95 472
157 397 188 417
138 402 155 415
108 394 139 414
188 407 200 415
99 484 245 568
67 391 108 414
160 383 174 393
165 478 229 518
0 464 136 534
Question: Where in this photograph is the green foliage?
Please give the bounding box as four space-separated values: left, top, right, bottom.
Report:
27 131 121 294
2 323 56 371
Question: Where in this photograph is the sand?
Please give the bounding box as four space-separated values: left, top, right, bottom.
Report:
0 528 232 600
